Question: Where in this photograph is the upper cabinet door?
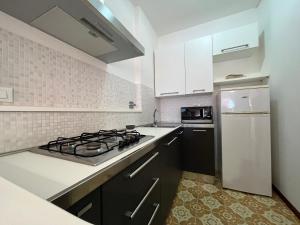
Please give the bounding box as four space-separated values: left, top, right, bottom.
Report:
185 36 213 94
213 23 259 57
155 45 185 97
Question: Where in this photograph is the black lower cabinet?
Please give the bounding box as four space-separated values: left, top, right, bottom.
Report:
182 127 215 175
67 187 101 225
159 130 182 222
102 150 161 225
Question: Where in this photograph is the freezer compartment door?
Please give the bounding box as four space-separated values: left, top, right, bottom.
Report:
221 114 272 196
221 87 270 113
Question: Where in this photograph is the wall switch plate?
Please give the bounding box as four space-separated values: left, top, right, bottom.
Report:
0 87 13 103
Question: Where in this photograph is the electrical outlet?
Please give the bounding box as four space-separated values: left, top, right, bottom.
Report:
0 87 13 103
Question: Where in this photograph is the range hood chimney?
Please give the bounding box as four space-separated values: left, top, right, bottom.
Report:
0 0 145 63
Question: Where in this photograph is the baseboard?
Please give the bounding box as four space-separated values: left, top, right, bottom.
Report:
272 185 300 219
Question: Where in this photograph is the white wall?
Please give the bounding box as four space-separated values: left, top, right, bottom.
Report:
258 0 300 211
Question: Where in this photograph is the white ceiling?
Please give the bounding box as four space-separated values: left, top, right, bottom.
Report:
131 0 261 36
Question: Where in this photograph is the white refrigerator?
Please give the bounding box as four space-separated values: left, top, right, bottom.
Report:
220 85 272 196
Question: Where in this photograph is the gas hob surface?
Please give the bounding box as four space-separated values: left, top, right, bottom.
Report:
31 129 154 166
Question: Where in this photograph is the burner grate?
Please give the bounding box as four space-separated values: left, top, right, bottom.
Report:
39 129 143 157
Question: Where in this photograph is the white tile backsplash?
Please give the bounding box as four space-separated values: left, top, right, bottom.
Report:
158 94 213 122
0 28 138 109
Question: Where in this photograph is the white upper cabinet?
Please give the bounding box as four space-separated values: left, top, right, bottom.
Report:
185 36 213 94
155 44 186 97
213 23 259 62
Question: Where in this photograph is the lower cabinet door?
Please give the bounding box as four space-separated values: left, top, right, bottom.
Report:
160 131 182 223
182 127 215 175
67 188 101 225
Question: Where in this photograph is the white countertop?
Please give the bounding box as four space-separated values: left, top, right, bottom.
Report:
0 177 91 225
0 127 179 225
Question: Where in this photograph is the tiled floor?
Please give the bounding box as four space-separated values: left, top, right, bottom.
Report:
166 171 300 225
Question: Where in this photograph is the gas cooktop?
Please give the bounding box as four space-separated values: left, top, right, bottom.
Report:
31 129 154 166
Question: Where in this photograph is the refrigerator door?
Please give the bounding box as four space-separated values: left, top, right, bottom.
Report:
221 87 270 113
221 114 272 196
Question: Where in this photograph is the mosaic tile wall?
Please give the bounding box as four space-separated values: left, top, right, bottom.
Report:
0 28 156 153
0 28 137 109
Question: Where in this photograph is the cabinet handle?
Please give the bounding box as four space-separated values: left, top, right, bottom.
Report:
221 44 249 53
192 129 207 132
193 89 205 93
178 131 184 135
147 203 160 225
77 202 93 218
165 137 178 146
128 152 159 179
160 91 179 96
125 178 160 219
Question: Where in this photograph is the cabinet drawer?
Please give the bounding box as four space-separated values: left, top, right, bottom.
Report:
102 150 160 225
127 178 161 225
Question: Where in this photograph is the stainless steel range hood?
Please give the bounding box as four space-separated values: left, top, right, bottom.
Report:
0 0 145 63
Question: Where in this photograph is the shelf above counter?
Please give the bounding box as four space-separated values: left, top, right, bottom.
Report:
214 74 269 86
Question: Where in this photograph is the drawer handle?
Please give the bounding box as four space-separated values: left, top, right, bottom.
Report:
147 203 160 225
165 137 178 146
160 91 179 96
125 178 160 219
193 89 205 93
221 44 249 53
192 129 207 132
77 202 93 218
178 131 184 135
128 152 159 179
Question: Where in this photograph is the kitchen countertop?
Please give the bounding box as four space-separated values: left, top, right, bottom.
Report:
0 176 91 225
0 126 180 224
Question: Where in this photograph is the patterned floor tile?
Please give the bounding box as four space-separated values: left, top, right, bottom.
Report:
166 172 300 225
228 202 254 219
263 210 295 225
199 213 224 225
201 196 222 210
172 205 193 223
213 206 244 225
178 190 196 202
212 190 238 206
185 199 210 218
239 195 269 214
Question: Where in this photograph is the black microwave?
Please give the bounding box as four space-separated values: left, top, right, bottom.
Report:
181 106 213 124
